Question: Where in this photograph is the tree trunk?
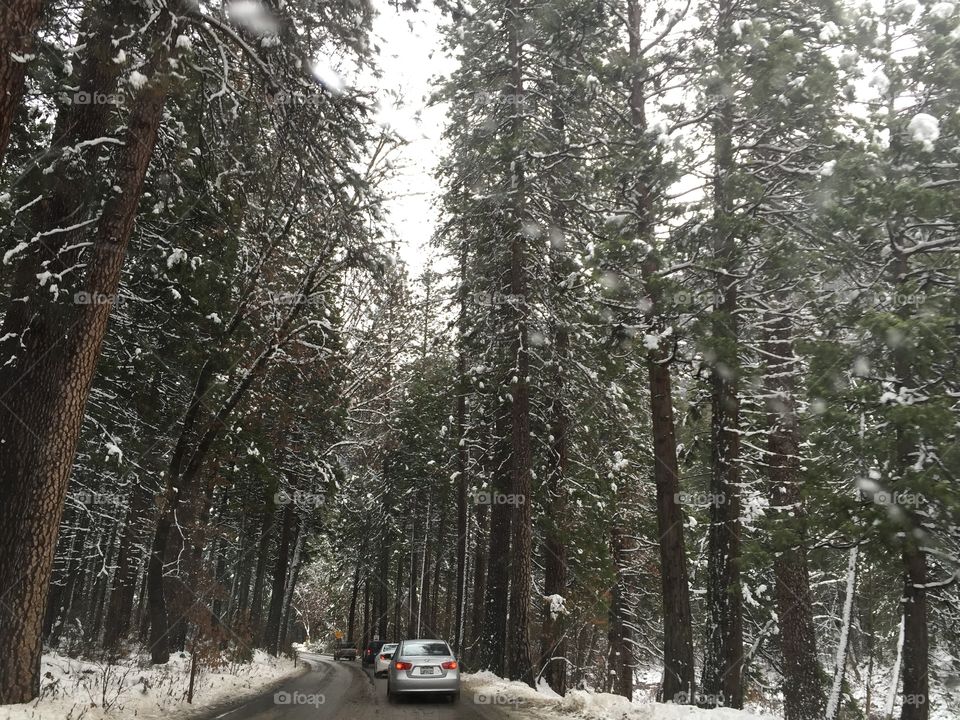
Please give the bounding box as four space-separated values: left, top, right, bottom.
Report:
454 249 470 652
504 0 533 686
540 321 569 694
478 406 511 674
763 307 825 720
622 0 695 701
609 526 634 699
899 519 929 720
0 17 181 694
249 507 276 631
347 552 363 643
0 0 44 165
469 500 488 659
264 505 295 655
701 0 744 706
278 514 304 654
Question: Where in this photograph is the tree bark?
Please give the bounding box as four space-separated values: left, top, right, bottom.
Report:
609 526 635 699
454 247 470 653
504 0 533 686
540 321 569 694
0 8 182 697
0 0 44 166
469 499 488 660
478 406 511 674
622 0 695 701
701 0 744 706
263 505 295 655
249 506 276 632
763 307 825 720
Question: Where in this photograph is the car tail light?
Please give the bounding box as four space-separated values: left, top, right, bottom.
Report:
394 661 413 670
442 660 458 670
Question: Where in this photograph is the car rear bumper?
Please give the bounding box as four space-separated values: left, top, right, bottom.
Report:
389 670 459 693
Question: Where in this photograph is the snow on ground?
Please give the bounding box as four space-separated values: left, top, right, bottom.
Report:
462 671 776 720
0 650 300 720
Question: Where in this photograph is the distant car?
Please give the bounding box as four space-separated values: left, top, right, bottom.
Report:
334 641 357 661
362 640 385 666
387 639 460 703
374 642 398 677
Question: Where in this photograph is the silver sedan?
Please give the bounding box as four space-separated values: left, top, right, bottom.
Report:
386 639 460 702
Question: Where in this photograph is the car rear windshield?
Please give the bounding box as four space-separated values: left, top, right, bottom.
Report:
382 644 398 652
402 641 450 656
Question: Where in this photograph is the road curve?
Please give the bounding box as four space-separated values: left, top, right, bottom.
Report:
204 653 506 720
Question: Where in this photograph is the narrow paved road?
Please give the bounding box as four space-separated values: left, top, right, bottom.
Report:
206 653 506 720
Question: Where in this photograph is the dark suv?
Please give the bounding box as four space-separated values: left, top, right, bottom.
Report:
362 640 386 666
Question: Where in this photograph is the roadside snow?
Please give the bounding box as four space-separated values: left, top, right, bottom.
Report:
0 650 299 720
462 672 775 720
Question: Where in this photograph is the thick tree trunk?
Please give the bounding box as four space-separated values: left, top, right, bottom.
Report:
0 0 44 166
889 251 929 720
249 507 276 634
264 505 295 655
454 251 470 652
609 526 635 699
347 550 363 643
540 322 569 694
0 11 181 697
763 308 825 720
647 354 696 703
622 0 695 701
279 525 305 653
478 407 511 674
504 0 533 686
469 500 488 659
899 543 928 720
701 0 744 706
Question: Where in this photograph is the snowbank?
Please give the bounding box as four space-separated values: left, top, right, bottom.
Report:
0 650 300 720
463 671 775 720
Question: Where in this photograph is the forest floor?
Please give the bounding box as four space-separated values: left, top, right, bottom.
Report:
0 649 300 720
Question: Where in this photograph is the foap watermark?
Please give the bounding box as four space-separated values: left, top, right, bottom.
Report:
69 490 124 507
274 691 325 707
267 90 325 107
74 291 124 306
472 491 524 506
473 91 529 108
673 690 726 706
69 90 125 107
859 488 922 508
274 490 325 509
674 491 726 508
474 692 524 706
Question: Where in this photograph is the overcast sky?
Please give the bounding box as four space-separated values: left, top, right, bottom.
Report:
369 1 455 277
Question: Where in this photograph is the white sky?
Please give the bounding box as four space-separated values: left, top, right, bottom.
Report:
369 1 455 277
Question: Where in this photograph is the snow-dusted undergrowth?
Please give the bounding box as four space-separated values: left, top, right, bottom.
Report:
463 671 775 720
0 650 298 720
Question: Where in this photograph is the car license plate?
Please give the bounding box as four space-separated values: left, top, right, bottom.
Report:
420 666 436 675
